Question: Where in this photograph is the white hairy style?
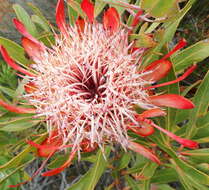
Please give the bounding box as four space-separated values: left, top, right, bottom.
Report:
25 23 155 152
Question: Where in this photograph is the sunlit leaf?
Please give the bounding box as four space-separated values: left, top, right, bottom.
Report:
13 4 38 37
173 39 209 72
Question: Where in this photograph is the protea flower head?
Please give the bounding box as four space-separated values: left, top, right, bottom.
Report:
0 0 198 181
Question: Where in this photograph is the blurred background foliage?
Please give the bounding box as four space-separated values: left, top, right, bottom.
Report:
0 0 208 190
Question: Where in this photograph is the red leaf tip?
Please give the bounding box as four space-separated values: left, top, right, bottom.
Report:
81 0 94 23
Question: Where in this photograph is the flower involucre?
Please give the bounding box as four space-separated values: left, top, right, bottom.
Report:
26 23 152 150
0 0 199 180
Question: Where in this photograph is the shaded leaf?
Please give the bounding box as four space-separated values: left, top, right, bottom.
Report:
185 71 209 138
68 147 111 190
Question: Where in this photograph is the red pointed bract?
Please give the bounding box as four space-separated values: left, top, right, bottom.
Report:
103 7 120 33
142 60 172 82
81 0 94 23
36 131 63 158
128 123 155 137
144 65 197 90
139 108 166 118
76 17 85 34
24 82 37 94
13 19 44 49
42 150 76 176
0 99 35 114
162 38 187 60
149 94 195 109
131 10 143 28
56 0 67 35
128 141 161 164
142 39 187 82
141 118 198 149
22 37 43 61
0 46 36 77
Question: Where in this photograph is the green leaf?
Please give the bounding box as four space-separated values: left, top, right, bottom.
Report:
142 0 193 67
140 162 158 190
140 0 177 18
47 155 67 169
67 147 111 190
94 0 106 18
0 118 40 132
27 3 52 32
155 184 175 190
151 168 178 184
172 158 209 186
173 39 209 72
171 159 209 190
0 135 46 171
31 15 51 32
0 37 29 66
68 5 78 25
196 111 209 128
181 149 209 163
0 156 22 188
0 86 15 98
116 152 131 170
125 175 140 190
185 71 209 138
67 0 86 19
130 34 157 48
38 33 55 47
0 132 17 146
13 4 38 37
192 124 209 143
161 63 179 132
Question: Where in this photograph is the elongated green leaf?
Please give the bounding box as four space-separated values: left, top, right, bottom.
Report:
196 111 209 128
0 86 15 97
31 15 51 32
173 158 209 186
0 135 46 171
94 0 106 18
155 184 175 190
68 5 78 25
117 152 131 171
151 138 209 186
38 33 55 47
27 3 51 32
171 159 209 190
0 37 29 66
0 118 40 132
181 149 209 163
0 156 22 187
160 64 179 132
140 162 158 190
185 71 209 138
68 147 111 190
13 4 38 37
67 0 86 19
151 168 178 184
140 0 177 18
142 0 193 66
125 175 140 190
173 39 209 72
0 132 17 146
193 124 209 143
